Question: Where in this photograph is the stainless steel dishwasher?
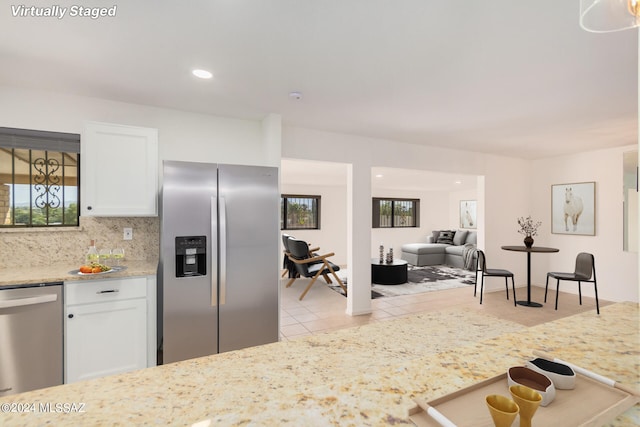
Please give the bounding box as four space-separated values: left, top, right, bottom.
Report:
0 282 63 396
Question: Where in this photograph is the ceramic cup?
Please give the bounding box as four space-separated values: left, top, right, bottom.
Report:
509 385 542 427
525 358 576 390
507 366 555 406
486 394 519 427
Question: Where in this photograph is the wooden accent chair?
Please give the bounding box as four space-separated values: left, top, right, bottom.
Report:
286 237 346 300
475 250 516 306
281 234 294 279
282 234 331 288
545 252 599 314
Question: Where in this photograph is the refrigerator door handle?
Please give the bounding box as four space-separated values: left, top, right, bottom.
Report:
219 196 227 306
211 196 217 307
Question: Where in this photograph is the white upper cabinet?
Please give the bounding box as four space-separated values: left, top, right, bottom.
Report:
82 122 158 216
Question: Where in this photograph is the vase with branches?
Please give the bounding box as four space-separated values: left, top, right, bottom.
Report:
517 216 542 248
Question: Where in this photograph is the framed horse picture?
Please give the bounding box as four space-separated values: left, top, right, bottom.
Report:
551 182 596 235
459 200 477 229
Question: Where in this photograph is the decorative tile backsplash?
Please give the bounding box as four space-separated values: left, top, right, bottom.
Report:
0 216 159 269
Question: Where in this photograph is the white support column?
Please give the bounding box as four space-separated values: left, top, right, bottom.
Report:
346 162 372 315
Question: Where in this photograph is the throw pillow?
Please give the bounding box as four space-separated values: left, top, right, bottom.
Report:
436 230 455 245
465 231 477 245
430 230 441 243
453 230 468 245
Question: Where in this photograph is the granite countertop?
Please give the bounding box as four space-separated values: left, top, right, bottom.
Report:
0 259 158 287
0 302 637 426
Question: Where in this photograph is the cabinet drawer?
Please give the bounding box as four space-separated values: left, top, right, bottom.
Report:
65 277 147 305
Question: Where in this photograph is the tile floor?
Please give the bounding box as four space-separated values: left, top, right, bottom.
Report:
279 273 609 341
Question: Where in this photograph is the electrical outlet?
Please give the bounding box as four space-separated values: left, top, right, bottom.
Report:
123 228 133 240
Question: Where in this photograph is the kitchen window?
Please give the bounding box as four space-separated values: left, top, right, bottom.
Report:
281 195 320 230
372 198 419 228
0 127 80 227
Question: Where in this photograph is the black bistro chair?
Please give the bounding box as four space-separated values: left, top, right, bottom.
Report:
475 250 516 306
545 252 599 314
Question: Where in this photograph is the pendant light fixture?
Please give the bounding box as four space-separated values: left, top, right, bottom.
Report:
580 0 640 33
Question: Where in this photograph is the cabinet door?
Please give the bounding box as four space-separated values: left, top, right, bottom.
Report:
65 298 147 384
81 122 158 216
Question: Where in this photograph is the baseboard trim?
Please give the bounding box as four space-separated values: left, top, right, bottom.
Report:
347 308 373 316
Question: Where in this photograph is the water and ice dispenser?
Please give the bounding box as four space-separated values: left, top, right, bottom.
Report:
175 236 206 277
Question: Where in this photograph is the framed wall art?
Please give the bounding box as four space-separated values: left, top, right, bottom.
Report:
551 182 595 235
459 200 477 229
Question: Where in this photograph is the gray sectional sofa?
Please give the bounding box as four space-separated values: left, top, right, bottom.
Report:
401 229 477 269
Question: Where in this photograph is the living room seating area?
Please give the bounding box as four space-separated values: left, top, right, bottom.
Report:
401 229 477 269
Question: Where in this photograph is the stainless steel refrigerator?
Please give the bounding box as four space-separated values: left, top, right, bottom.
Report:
158 160 279 364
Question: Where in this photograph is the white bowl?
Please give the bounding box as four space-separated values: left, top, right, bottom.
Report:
507 366 556 407
525 358 576 390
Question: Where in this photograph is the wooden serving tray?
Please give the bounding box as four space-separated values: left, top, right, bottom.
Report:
408 372 639 427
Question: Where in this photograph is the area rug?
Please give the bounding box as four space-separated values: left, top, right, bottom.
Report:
330 265 476 299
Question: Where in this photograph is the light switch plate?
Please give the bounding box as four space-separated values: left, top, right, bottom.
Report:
123 228 133 240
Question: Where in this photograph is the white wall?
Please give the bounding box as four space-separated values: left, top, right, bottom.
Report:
281 183 480 270
0 85 283 290
0 86 277 167
281 183 347 266
449 188 479 230
281 125 639 306
371 189 449 261
530 144 639 303
8 85 634 304
282 126 534 313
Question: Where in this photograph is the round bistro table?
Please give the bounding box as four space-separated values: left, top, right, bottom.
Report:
371 258 408 285
501 245 559 307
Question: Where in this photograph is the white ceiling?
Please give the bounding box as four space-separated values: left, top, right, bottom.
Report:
1 1 637 160
281 158 478 192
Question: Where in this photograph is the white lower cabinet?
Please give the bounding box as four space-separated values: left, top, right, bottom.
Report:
64 276 155 384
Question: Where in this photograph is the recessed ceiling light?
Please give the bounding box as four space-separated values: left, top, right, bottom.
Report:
289 91 303 100
192 69 213 79
454 180 462 184
375 174 384 178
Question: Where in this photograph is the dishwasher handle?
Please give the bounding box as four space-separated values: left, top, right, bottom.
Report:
0 293 58 309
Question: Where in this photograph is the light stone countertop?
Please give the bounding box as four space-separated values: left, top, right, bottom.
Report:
0 259 158 287
0 301 637 426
